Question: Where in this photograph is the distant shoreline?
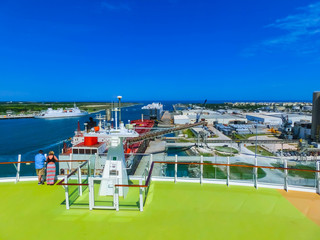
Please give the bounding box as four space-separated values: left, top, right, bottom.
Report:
0 102 140 115
87 103 140 114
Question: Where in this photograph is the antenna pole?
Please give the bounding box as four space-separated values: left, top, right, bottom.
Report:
117 96 122 125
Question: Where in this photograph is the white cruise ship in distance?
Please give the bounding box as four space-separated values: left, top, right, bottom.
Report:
35 104 88 119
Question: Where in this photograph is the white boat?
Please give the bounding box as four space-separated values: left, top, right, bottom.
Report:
35 104 88 119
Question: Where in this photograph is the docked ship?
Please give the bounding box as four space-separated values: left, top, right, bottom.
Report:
59 98 154 175
141 102 163 120
35 104 88 119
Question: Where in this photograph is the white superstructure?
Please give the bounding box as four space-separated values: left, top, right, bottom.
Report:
142 102 163 111
141 102 163 120
35 104 88 118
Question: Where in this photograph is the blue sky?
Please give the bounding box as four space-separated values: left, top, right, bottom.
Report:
0 0 319 102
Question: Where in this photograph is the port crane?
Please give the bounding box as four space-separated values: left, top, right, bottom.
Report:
279 115 293 139
195 99 207 123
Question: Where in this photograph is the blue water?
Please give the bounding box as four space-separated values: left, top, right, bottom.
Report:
0 102 176 177
165 147 190 177
167 148 189 156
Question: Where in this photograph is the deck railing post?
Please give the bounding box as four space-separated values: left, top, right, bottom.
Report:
78 167 82 196
95 153 99 176
280 144 283 164
254 156 258 189
150 154 153 170
88 158 91 177
68 153 73 172
89 177 93 210
284 159 288 192
316 161 320 195
15 154 21 184
200 155 203 185
115 186 119 211
227 157 230 186
139 179 143 212
174 154 178 183
64 176 70 210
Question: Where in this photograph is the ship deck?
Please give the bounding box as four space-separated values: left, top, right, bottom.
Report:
0 181 320 240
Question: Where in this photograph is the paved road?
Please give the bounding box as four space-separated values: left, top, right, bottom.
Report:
247 135 298 152
134 140 166 176
207 126 231 140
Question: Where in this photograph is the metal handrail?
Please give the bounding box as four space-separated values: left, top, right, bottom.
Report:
56 161 89 186
0 160 87 164
116 162 155 188
154 161 320 173
44 160 320 187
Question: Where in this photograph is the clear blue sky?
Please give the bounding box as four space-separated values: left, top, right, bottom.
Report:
0 0 319 102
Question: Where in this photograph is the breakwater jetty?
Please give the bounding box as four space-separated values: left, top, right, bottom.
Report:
0 114 35 120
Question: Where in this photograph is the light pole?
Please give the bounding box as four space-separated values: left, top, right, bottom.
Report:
117 96 122 125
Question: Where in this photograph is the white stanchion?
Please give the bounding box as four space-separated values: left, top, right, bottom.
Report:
200 155 203 185
174 154 178 183
78 167 82 196
317 161 320 195
95 153 99 175
150 154 153 170
64 176 70 210
284 159 288 192
89 177 93 210
139 179 143 212
115 187 119 211
15 154 21 184
68 153 73 171
254 157 258 189
227 157 230 186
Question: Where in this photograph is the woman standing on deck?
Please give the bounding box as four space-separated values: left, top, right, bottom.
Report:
46 151 58 185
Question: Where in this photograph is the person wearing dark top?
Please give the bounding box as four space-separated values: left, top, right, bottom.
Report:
87 117 97 129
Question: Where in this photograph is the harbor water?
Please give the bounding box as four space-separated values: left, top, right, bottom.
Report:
0 102 175 177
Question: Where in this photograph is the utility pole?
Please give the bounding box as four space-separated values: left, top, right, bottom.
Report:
117 96 122 124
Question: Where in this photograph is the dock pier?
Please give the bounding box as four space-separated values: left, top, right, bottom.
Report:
0 114 35 120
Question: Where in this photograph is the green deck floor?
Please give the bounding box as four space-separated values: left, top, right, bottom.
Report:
67 180 143 209
0 181 320 240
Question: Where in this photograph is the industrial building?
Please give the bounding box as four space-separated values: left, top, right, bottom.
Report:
180 109 217 116
272 113 311 124
302 106 312 111
293 121 312 139
174 109 247 125
215 123 265 136
174 113 247 125
174 114 246 125
246 113 282 125
311 91 320 141
246 113 311 126
173 115 190 125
